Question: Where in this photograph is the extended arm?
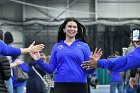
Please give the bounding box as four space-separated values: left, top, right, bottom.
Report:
0 40 44 56
82 46 140 72
20 41 44 54
10 58 24 68
30 45 57 74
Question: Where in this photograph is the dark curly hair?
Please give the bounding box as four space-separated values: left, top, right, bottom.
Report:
4 31 14 45
57 17 87 43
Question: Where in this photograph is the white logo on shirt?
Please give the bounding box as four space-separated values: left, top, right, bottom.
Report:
58 45 64 49
77 44 81 46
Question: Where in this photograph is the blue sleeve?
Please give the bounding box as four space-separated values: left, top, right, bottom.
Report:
19 62 29 73
34 63 47 76
36 45 57 74
98 46 140 72
83 44 91 61
0 41 21 56
83 44 95 73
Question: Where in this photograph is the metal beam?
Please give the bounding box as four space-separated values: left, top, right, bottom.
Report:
32 7 58 21
0 0 10 4
98 0 140 3
10 0 95 17
50 0 78 21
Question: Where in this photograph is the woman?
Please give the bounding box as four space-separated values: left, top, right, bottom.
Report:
12 56 28 93
30 17 94 93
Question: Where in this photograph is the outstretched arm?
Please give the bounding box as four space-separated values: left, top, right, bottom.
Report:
10 58 24 68
82 46 140 72
30 47 57 74
0 40 44 56
20 41 44 54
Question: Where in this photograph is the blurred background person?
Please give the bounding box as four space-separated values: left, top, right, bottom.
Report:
43 55 54 93
87 70 98 93
12 56 29 93
127 68 140 93
123 35 140 93
0 30 11 93
4 31 28 93
4 31 14 93
107 51 123 93
89 71 98 89
26 52 48 93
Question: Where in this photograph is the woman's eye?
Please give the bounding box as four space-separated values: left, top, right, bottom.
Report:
68 25 72 28
73 26 77 28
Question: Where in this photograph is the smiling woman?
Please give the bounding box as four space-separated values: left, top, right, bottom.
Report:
63 21 78 39
63 21 78 46
30 17 95 93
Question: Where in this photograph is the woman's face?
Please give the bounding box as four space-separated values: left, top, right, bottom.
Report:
63 21 78 38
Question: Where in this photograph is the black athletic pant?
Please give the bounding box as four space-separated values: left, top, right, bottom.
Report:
54 82 88 93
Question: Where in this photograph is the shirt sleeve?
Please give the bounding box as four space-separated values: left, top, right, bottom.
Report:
83 44 95 73
19 62 29 73
98 46 140 72
36 45 57 74
0 41 21 56
83 43 91 61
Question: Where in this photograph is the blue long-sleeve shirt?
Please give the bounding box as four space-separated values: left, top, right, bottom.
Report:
36 39 94 83
0 40 21 56
98 46 140 72
110 71 123 82
107 58 123 82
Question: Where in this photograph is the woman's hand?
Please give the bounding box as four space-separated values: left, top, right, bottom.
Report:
28 41 44 52
14 59 24 65
30 51 41 61
20 41 44 54
81 48 103 70
10 59 24 68
90 48 102 61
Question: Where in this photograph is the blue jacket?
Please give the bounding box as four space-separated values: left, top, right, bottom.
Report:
0 40 21 56
110 72 123 82
36 39 94 83
98 46 140 72
107 58 123 82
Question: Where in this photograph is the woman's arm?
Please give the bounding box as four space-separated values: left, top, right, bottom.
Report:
30 45 57 74
18 62 29 73
82 46 140 72
20 41 44 54
10 58 24 68
0 40 44 56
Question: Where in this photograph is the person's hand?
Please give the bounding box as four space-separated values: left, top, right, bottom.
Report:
30 51 41 61
81 48 103 70
28 41 44 53
90 48 102 61
14 59 24 65
129 77 135 89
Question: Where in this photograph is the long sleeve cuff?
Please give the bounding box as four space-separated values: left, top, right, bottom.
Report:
36 58 44 64
97 59 104 68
